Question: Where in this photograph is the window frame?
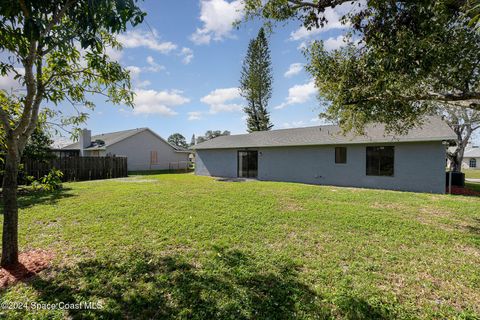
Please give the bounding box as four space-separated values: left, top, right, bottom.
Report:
470 158 477 168
335 147 347 164
366 146 395 177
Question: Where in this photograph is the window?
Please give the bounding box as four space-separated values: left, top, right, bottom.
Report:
335 147 347 164
366 146 394 176
470 158 477 168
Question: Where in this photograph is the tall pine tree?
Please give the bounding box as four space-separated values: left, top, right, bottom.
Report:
240 28 274 132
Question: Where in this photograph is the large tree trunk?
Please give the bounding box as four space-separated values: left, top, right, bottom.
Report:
1 151 20 267
448 153 462 172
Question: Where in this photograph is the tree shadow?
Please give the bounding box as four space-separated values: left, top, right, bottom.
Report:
463 218 480 249
19 247 399 319
128 170 192 176
0 187 75 210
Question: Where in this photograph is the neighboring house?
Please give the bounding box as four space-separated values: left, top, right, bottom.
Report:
193 117 456 194
63 128 189 171
463 146 479 169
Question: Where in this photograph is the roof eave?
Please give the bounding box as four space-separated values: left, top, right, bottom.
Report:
194 136 456 150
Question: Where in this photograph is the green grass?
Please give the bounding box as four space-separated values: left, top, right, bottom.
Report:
1 174 480 319
464 169 480 179
466 181 480 192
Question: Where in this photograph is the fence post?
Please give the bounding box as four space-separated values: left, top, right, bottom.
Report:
448 171 452 195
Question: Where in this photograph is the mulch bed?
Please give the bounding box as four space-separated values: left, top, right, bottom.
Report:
448 186 480 196
0 250 54 289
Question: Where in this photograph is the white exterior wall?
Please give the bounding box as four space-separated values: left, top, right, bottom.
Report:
195 141 447 193
106 130 189 171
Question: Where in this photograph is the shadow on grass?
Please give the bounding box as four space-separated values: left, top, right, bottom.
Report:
128 170 193 176
1 187 75 210
465 217 480 239
23 247 397 319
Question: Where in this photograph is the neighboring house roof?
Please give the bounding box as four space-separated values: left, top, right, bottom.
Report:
62 128 187 152
193 116 456 150
464 147 480 158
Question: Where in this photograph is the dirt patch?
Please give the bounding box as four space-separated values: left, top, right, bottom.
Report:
279 198 304 212
0 249 54 288
371 202 408 211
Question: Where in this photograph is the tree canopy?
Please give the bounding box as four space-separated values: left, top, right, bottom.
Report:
244 0 480 132
196 130 231 144
168 133 188 149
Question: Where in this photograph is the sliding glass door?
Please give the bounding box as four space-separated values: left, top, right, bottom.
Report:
238 151 258 178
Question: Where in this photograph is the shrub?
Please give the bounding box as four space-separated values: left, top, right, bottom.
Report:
32 168 64 192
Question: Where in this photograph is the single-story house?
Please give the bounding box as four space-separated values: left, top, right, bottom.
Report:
63 128 189 171
463 146 479 169
193 117 456 194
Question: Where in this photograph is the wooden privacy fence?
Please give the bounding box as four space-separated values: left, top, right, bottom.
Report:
21 156 128 182
168 161 192 172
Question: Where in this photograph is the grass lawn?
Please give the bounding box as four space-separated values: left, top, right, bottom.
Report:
466 181 480 193
1 174 479 319
464 169 480 179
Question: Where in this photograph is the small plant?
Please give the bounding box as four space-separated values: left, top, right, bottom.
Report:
31 168 64 192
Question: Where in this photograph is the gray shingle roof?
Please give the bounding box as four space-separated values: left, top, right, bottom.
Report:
63 128 148 150
193 116 456 150
62 128 187 152
464 147 480 157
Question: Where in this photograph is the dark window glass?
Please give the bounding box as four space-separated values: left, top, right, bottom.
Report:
366 146 394 176
335 147 347 164
470 158 477 168
238 151 258 178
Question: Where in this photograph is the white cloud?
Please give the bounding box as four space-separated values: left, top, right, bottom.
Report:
282 121 306 128
133 89 190 116
323 35 347 51
200 87 243 113
180 47 194 64
118 29 177 53
298 35 357 52
0 67 24 91
105 46 123 61
284 63 303 78
146 56 165 72
126 65 142 77
275 80 317 109
188 111 203 120
289 1 359 41
126 56 165 89
311 117 331 125
136 80 151 88
190 0 244 45
126 65 151 88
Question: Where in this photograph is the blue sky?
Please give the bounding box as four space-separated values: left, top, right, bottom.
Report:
67 0 352 143
1 0 477 145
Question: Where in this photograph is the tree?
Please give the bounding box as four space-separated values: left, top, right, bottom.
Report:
442 107 480 172
168 133 188 149
1 117 53 162
22 124 54 162
244 1 480 132
190 134 196 146
0 0 145 266
196 130 230 144
240 27 274 132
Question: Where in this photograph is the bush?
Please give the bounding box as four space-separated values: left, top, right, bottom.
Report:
31 168 64 192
